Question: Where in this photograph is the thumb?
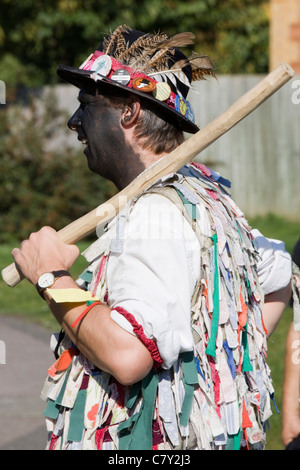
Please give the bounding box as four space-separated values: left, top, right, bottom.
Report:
65 243 80 268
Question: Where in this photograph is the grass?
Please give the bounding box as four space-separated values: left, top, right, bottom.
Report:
0 213 299 450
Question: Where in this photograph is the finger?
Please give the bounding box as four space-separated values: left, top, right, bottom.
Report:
40 226 57 235
71 244 80 257
11 247 20 258
66 244 80 267
21 239 29 249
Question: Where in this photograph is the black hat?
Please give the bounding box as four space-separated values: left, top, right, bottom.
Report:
57 25 215 134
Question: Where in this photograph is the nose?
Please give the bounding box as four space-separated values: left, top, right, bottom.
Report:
68 108 82 131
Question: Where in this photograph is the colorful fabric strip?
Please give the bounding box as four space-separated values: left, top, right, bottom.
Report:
206 233 220 358
179 351 199 427
118 369 159 450
67 389 87 442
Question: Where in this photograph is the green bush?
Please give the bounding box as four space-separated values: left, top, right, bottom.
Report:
0 91 116 243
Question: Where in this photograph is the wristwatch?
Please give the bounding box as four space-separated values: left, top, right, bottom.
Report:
36 270 71 299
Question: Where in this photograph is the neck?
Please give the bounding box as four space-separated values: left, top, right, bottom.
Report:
112 130 168 190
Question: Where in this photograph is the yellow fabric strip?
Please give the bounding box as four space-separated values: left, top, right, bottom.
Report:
47 288 100 303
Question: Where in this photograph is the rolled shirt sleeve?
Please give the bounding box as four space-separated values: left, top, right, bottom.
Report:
251 228 292 295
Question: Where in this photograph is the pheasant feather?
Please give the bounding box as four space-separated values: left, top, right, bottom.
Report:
103 24 129 56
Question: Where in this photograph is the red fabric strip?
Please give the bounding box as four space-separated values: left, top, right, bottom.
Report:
92 255 107 297
208 356 221 418
242 397 253 429
95 426 109 450
113 306 163 368
49 433 60 450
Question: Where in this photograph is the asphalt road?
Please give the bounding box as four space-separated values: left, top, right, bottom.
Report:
0 315 53 450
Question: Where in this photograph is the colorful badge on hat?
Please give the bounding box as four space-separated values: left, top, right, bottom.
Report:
132 76 156 92
111 69 131 85
90 54 112 77
185 100 195 123
175 95 188 117
152 82 171 102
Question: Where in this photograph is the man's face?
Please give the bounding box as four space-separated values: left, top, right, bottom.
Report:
68 89 128 182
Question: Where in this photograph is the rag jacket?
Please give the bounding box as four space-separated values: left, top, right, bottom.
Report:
41 163 289 450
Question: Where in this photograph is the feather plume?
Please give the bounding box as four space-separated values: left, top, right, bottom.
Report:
101 26 215 85
147 48 172 70
119 32 167 65
170 59 189 70
170 54 216 81
131 32 194 72
149 51 215 87
155 32 195 49
189 54 214 70
149 68 192 88
192 68 216 81
189 54 216 81
103 24 129 56
114 27 129 59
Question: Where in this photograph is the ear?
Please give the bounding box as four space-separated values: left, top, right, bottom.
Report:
121 97 141 129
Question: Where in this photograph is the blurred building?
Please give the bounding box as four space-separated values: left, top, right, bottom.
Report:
270 0 300 72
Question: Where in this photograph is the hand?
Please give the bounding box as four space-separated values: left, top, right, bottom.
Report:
12 226 80 285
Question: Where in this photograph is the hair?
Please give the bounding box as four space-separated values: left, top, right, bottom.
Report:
101 87 185 155
133 101 185 155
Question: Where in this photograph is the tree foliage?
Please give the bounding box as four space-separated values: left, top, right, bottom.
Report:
0 0 269 89
0 91 116 242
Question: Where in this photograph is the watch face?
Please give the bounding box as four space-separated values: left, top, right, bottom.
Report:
38 272 55 289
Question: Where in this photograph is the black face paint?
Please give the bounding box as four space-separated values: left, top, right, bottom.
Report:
68 89 145 190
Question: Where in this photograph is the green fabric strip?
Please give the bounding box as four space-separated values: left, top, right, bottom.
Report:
43 398 61 420
55 370 70 405
206 233 220 358
242 323 253 372
176 189 200 220
226 430 241 450
67 389 87 442
181 351 198 384
126 381 141 410
180 382 194 428
179 351 198 427
79 269 93 283
118 369 158 450
43 370 70 419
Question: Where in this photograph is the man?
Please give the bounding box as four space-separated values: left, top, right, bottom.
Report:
12 26 292 450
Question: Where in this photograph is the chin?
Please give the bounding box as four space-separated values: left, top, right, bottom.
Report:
84 147 96 172
84 146 116 183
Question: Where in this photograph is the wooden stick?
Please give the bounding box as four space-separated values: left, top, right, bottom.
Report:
1 62 295 287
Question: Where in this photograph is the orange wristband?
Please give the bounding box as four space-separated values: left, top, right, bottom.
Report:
71 301 101 328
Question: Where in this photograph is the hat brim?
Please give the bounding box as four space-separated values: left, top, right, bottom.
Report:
57 65 199 134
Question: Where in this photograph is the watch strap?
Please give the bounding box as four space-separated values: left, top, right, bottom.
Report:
51 270 72 279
